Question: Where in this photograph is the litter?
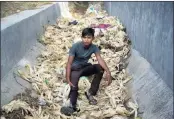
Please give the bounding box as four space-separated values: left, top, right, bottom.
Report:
68 20 78 25
91 23 111 29
38 96 47 106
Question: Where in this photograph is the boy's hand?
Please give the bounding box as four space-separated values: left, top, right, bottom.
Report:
68 80 75 87
106 72 112 86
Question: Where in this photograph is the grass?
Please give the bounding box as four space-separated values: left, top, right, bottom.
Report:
1 2 53 18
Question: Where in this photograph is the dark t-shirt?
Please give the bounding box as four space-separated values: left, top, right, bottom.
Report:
69 41 100 67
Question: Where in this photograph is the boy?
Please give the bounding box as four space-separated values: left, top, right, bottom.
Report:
61 28 112 116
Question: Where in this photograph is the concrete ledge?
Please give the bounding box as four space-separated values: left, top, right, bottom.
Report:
127 49 173 119
1 3 60 80
1 2 61 106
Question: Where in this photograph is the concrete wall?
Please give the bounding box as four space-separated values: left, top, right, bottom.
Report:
127 49 173 119
104 2 173 119
104 2 173 90
1 3 61 106
1 3 60 80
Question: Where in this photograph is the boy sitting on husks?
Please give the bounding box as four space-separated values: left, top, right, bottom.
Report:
61 28 112 116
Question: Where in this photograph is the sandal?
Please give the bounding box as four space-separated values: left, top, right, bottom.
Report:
85 91 97 105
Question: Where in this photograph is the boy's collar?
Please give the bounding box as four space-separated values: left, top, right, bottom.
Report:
81 41 92 49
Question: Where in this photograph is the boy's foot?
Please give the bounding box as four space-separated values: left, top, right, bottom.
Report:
60 106 80 116
85 91 97 105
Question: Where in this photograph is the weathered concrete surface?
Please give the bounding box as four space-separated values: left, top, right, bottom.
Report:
104 2 173 119
104 2 173 90
127 49 173 119
1 42 45 106
1 3 60 106
1 3 60 80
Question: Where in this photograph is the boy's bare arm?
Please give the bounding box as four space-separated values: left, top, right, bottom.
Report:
95 52 112 85
66 56 75 87
95 52 110 73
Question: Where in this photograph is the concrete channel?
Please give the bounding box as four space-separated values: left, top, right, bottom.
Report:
1 2 173 119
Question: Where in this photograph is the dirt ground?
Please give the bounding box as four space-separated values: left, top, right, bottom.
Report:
1 2 53 18
1 2 103 18
68 2 105 19
68 2 89 15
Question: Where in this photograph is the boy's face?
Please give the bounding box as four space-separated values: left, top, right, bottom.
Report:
82 35 94 46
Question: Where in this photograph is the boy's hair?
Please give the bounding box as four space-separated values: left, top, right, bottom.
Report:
82 28 95 37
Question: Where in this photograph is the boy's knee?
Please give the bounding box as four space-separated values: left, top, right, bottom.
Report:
95 64 104 73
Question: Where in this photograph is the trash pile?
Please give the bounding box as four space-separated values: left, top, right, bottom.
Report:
1 2 141 119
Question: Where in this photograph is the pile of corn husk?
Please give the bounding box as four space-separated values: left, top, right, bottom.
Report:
2 2 140 119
